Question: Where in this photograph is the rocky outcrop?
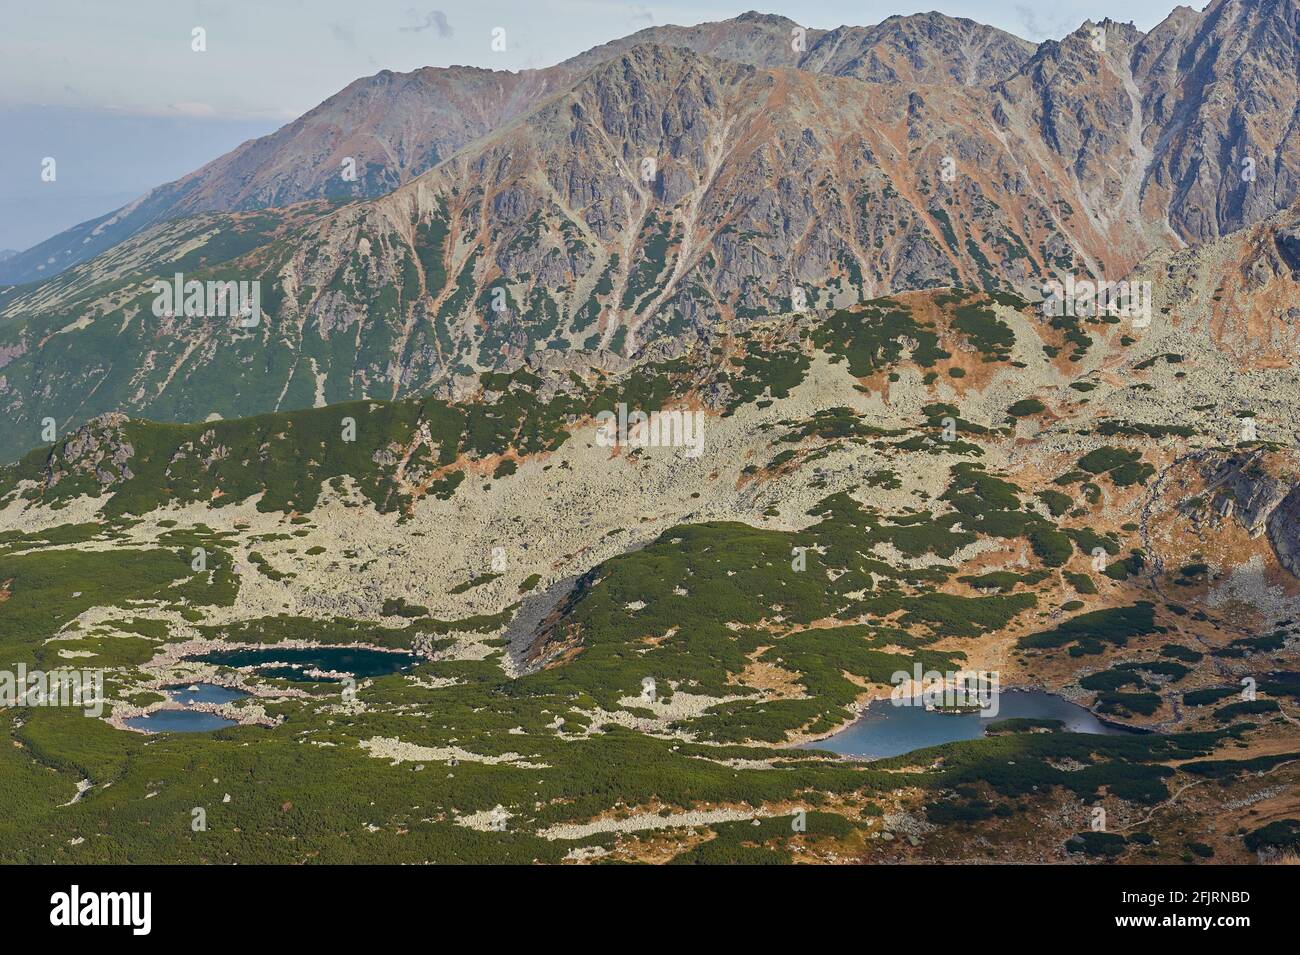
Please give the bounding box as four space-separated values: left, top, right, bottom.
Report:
42 413 135 489
1201 449 1300 578
1277 225 1300 274
1204 451 1293 536
1268 486 1300 577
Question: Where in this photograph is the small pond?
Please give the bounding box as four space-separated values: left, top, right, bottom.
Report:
124 710 238 733
186 646 420 682
123 683 251 734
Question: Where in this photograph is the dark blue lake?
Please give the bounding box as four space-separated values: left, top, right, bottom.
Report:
188 646 419 682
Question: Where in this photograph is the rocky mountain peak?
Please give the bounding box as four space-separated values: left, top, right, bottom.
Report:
734 11 799 26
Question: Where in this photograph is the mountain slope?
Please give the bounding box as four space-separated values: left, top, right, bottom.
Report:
0 43 1140 457
0 11 1035 286
2 2 1299 471
0 65 572 286
4 25 1300 463
1135 0 1300 242
2 282 1297 864
7 2 1295 292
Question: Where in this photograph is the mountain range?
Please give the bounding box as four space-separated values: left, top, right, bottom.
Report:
1 2 1297 465
0 11 1037 286
2 1 1299 867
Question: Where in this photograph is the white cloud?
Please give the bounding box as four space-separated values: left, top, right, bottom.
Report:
399 8 454 36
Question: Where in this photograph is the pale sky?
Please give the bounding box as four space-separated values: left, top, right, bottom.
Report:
3 0 1202 119
1 0 1202 252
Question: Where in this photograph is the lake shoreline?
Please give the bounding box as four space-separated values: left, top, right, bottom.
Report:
790 685 1144 760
